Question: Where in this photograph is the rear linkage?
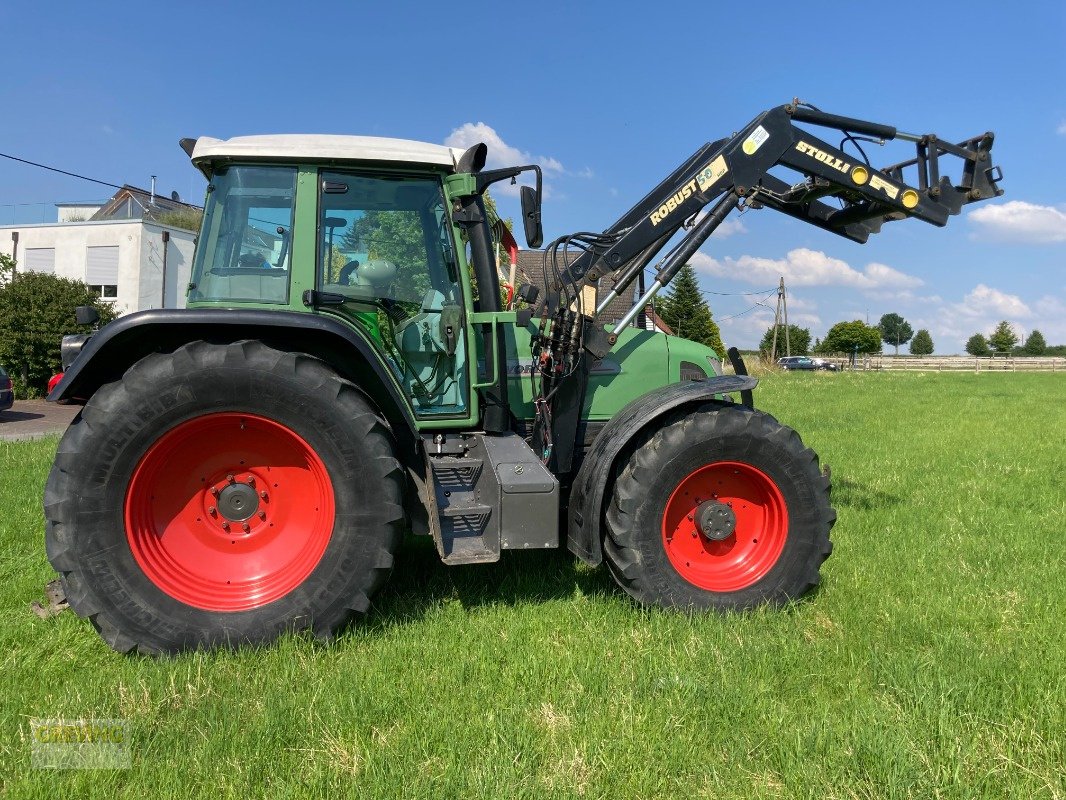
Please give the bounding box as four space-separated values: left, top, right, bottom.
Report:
529 99 1003 472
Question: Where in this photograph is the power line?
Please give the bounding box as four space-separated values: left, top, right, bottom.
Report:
701 286 777 297
0 151 125 191
716 303 767 322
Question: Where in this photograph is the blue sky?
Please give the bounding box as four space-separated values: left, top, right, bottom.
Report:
1 1 1063 352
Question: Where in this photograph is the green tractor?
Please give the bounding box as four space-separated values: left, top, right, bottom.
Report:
46 103 1002 653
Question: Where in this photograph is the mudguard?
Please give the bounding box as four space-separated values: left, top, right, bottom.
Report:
566 374 758 566
49 308 419 456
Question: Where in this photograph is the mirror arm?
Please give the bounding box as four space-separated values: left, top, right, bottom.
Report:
474 164 542 195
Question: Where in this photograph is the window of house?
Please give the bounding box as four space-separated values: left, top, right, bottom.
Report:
24 247 55 274
86 245 119 298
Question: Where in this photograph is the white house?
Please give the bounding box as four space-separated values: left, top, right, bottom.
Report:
2 185 201 314
3 219 197 314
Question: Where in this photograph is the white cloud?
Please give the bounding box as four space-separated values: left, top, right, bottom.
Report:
1058 121 1066 136
690 248 923 291
898 288 1066 355
444 122 565 174
1035 294 1066 317
968 201 1066 243
952 283 1032 319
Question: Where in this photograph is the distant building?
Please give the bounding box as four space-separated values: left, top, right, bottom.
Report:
2 185 201 314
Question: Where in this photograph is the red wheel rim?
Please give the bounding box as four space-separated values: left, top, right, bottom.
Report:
125 413 335 611
661 461 788 592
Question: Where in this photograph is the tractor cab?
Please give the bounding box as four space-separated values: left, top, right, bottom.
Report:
185 136 476 417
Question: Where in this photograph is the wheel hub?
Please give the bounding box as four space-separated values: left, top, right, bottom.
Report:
217 481 260 522
694 499 736 541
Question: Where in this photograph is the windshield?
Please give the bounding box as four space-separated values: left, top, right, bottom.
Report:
188 165 297 304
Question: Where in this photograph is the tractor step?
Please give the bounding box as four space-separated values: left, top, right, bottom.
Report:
427 432 560 565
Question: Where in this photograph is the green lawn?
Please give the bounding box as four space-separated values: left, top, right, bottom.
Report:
2 372 1064 799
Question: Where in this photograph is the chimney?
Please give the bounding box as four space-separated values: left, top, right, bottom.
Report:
150 175 157 207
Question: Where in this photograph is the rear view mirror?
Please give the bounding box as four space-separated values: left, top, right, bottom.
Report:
75 305 100 326
520 186 543 248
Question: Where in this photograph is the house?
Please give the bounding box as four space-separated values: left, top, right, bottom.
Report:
514 249 673 334
1 185 201 314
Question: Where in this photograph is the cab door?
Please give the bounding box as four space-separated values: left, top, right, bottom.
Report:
315 170 471 419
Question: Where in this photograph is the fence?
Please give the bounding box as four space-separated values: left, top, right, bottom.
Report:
866 355 1066 372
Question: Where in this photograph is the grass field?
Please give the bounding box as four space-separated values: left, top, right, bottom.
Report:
1 372 1064 799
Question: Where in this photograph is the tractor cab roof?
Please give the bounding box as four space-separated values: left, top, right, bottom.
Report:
188 134 463 176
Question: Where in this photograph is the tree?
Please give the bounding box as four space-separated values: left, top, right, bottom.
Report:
988 320 1019 354
965 333 990 356
1023 329 1047 356
0 254 117 397
879 312 914 355
759 324 811 357
821 320 882 363
909 329 934 356
656 264 726 356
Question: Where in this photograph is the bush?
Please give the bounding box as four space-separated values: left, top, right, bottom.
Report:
0 254 117 397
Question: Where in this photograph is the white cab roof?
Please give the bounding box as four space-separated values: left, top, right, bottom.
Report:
190 134 462 171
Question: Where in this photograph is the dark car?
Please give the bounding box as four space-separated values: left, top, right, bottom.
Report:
0 366 13 413
778 356 818 370
778 356 838 371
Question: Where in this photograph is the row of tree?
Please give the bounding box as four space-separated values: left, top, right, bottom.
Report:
758 316 935 358
964 322 1054 356
757 312 1063 360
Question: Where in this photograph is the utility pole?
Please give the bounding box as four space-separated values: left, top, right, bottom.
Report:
782 277 790 357
769 277 789 362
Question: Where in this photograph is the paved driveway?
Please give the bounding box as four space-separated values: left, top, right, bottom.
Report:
0 400 80 442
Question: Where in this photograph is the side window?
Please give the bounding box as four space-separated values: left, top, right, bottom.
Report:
189 166 297 304
317 171 468 417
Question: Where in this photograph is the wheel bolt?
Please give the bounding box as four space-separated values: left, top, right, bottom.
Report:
246 476 256 487
208 506 217 516
258 511 266 520
227 474 236 484
260 491 268 500
210 487 220 497
221 521 230 531
242 522 250 532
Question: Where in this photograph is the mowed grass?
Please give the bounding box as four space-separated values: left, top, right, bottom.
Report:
1 372 1064 799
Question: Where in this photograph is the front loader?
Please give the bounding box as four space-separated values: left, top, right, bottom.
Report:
45 102 1002 653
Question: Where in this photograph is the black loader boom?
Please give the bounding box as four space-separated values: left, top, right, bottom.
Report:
529 100 1003 473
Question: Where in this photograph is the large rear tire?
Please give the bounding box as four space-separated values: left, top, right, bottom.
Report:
44 340 405 654
603 402 834 610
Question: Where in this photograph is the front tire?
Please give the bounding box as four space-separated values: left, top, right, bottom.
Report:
603 402 834 610
44 341 405 654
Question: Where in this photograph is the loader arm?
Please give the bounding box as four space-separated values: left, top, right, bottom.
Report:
530 100 1003 473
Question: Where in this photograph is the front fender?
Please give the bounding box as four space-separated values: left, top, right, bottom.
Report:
566 374 758 566
49 308 419 457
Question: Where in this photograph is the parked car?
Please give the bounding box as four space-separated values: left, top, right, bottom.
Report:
778 356 838 371
0 366 13 413
778 356 817 370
